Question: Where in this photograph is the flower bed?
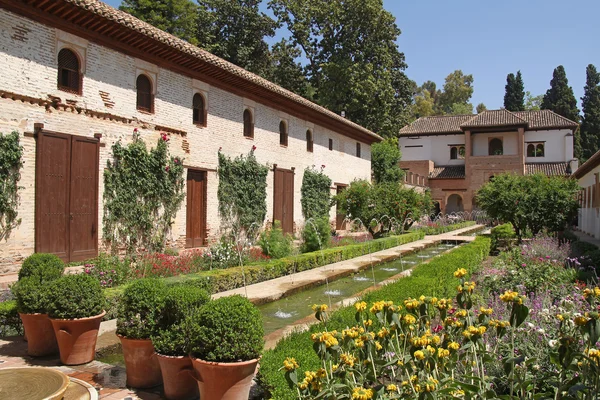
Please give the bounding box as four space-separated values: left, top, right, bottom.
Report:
257 236 491 399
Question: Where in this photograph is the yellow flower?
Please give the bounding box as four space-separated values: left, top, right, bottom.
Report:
304 370 316 383
556 314 564 321
370 301 386 313
414 350 425 360
377 327 390 338
451 389 465 397
500 290 520 303
456 309 467 318
404 298 420 310
355 338 365 348
340 352 357 367
438 348 450 358
316 368 327 378
332 363 339 372
588 349 600 360
375 341 383 351
363 319 373 327
448 342 460 351
454 268 467 278
298 381 308 390
352 387 374 400
575 315 589 326
425 377 439 392
479 307 493 316
426 345 436 355
282 357 299 371
354 301 367 312
311 303 328 312
386 383 398 392
403 314 417 325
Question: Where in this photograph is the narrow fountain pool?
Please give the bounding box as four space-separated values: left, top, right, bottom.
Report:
259 241 458 335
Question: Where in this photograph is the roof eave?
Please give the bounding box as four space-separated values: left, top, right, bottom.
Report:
573 149 600 179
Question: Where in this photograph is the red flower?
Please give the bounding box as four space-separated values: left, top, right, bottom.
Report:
133 128 139 133
219 146 222 152
174 158 180 165
165 165 170 172
321 164 326 169
161 132 170 142
252 145 257 151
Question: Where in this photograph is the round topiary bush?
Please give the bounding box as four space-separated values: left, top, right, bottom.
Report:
152 322 190 356
116 278 166 339
160 285 210 329
190 295 263 362
18 253 64 282
12 277 49 314
46 274 105 319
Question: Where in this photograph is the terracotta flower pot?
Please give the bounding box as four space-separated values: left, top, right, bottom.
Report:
156 353 198 400
118 336 162 388
50 311 105 365
19 313 58 356
191 357 259 400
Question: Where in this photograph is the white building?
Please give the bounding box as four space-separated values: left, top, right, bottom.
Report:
573 150 600 238
0 0 381 272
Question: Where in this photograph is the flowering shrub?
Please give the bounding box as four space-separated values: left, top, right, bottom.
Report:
202 238 244 269
83 253 130 288
132 250 205 278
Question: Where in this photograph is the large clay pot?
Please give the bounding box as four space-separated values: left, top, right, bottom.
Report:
19 313 58 356
191 357 259 400
156 353 198 400
50 311 105 365
119 336 162 388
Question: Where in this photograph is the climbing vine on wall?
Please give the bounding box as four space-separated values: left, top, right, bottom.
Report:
301 166 332 220
217 148 268 236
103 131 185 255
0 131 24 242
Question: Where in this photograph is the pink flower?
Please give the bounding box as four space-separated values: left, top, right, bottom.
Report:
218 147 222 152
432 324 443 333
521 263 526 267
165 165 170 172
161 132 169 142
174 158 180 165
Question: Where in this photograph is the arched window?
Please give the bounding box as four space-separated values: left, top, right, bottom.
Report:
279 121 288 146
488 138 503 155
193 93 206 126
536 143 544 157
243 109 254 138
458 146 465 158
136 74 154 113
527 143 535 157
306 130 313 152
356 142 361 158
450 147 458 159
57 48 81 94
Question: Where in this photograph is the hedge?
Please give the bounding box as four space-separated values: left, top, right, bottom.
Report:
0 300 21 337
257 235 491 400
417 220 476 235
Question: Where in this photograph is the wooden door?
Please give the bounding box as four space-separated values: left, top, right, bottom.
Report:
336 185 347 230
186 170 207 248
273 168 294 234
36 131 99 262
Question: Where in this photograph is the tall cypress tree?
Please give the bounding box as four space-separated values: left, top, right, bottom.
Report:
542 66 581 160
504 71 525 111
581 64 600 162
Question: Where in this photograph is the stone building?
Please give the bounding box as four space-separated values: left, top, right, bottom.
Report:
573 150 600 238
0 0 381 272
398 109 579 214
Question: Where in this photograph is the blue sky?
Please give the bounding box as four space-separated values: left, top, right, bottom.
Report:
102 0 600 111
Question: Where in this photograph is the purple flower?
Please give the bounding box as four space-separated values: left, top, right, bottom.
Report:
99 271 105 276
521 263 526 267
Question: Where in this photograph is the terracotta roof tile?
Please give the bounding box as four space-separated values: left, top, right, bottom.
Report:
429 165 465 179
525 162 572 176
399 115 472 135
461 109 527 129
513 110 579 130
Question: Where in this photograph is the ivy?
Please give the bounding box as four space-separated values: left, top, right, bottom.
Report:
0 131 24 242
300 166 332 220
103 131 185 255
217 149 268 235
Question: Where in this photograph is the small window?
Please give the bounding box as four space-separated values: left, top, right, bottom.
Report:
450 146 465 160
459 146 465 158
527 142 545 157
193 93 206 126
356 142 361 158
136 74 154 113
57 48 81 94
488 138 503 155
450 147 458 160
329 138 333 151
243 109 254 138
279 121 288 146
306 130 313 152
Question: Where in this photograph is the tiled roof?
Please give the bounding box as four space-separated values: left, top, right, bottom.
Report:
399 115 473 135
573 149 600 179
461 109 527 129
400 110 578 136
429 165 466 179
9 0 381 143
525 162 572 176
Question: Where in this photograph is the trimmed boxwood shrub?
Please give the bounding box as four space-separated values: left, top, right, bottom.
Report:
116 278 166 339
46 274 105 319
490 223 515 252
190 295 263 362
18 253 64 282
300 216 331 253
0 300 22 336
159 285 210 328
12 277 49 314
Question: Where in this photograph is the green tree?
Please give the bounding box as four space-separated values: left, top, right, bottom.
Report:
437 70 474 114
411 89 436 119
269 39 309 97
450 102 474 115
371 138 404 184
476 103 487 114
580 64 600 162
196 0 278 78
476 173 579 240
269 0 413 138
503 71 525 111
120 0 199 44
524 91 543 111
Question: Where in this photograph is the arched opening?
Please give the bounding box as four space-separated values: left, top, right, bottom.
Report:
488 138 503 155
279 121 288 146
306 130 313 152
432 201 441 217
450 146 458 160
243 109 253 138
136 74 154 113
536 143 544 157
446 194 464 213
527 143 535 157
192 93 206 126
458 146 465 158
57 48 81 94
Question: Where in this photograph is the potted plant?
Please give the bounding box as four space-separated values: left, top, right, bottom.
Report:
12 277 58 356
189 295 264 400
16 253 64 344
116 278 166 388
46 274 105 365
152 284 210 400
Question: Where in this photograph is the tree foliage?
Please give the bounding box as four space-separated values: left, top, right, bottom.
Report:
524 91 543 111
476 173 579 240
269 0 413 138
503 71 525 111
580 64 600 162
476 103 487 114
300 166 332 220
0 131 23 242
438 70 474 114
103 132 185 255
371 138 404 184
335 180 432 238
